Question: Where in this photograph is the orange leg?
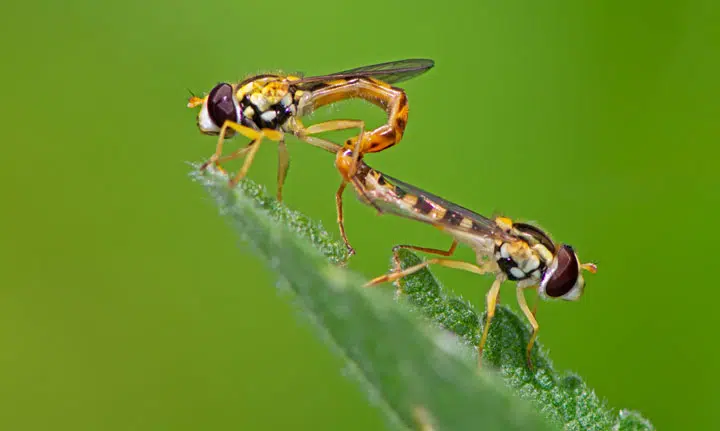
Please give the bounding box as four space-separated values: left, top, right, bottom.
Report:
199 121 277 170
297 120 373 255
365 258 487 287
198 120 284 188
367 243 505 369
334 181 355 257
517 286 540 370
297 82 408 233
389 241 459 292
391 241 459 269
214 145 254 167
301 120 366 173
295 134 343 154
204 120 341 199
531 290 539 318
290 117 345 154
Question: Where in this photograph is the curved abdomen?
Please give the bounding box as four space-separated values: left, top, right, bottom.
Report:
306 77 409 155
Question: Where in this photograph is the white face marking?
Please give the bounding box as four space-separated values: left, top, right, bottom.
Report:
280 93 292 107
510 267 525 279
260 110 277 122
243 106 255 118
561 278 584 301
500 243 510 259
198 102 220 133
196 89 242 133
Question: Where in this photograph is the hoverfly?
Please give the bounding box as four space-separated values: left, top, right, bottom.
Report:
188 59 434 253
333 149 597 369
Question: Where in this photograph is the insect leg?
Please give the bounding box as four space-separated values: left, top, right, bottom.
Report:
296 135 343 153
301 119 367 177
201 120 267 172
390 241 459 292
334 181 355 258
276 138 289 201
516 285 540 370
199 121 234 171
477 275 504 368
302 120 366 145
213 145 254 166
307 78 409 156
391 241 459 268
365 258 487 287
531 289 539 318
213 122 284 187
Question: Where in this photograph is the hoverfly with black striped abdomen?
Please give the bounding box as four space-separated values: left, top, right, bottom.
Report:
187 59 434 251
332 149 597 369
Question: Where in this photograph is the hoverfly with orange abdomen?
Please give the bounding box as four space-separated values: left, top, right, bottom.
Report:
187 59 434 248
332 149 597 369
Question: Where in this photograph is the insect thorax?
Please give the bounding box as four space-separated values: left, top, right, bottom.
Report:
235 77 300 131
494 241 547 282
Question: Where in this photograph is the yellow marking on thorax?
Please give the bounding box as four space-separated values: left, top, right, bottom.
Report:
459 217 473 230
495 217 514 231
261 81 290 104
532 244 554 264
507 240 533 261
236 82 254 100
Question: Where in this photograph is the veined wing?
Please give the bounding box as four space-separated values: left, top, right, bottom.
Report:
358 169 515 242
293 59 434 87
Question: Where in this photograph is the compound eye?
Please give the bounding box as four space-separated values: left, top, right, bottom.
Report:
544 245 580 298
207 83 238 127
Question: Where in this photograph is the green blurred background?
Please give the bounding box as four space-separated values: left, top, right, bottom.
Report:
1 0 717 429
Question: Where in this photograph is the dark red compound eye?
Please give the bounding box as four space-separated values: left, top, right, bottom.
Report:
207 83 237 127
544 245 580 298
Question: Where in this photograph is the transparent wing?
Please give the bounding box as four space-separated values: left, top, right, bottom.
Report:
293 59 434 87
358 170 516 242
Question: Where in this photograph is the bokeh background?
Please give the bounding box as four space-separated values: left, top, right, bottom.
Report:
1 0 718 429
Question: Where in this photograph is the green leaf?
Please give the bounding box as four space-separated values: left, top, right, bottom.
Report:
192 167 653 431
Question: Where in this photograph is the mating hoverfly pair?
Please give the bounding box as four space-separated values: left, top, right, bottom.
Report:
187 59 597 369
